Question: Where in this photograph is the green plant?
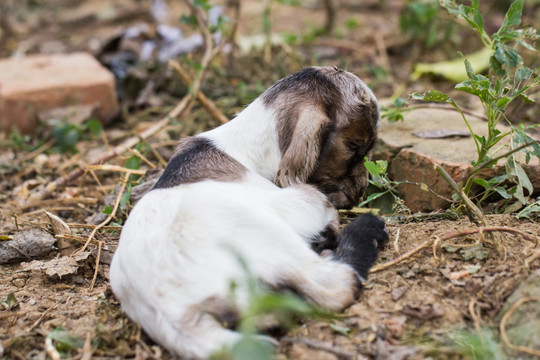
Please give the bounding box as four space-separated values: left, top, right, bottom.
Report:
400 0 457 48
51 118 103 153
447 328 504 360
361 158 454 213
361 159 403 208
413 0 540 211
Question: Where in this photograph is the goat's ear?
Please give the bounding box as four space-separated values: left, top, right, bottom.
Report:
276 106 332 187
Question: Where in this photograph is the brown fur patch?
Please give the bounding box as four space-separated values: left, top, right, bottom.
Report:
153 137 247 190
198 296 240 330
262 66 379 207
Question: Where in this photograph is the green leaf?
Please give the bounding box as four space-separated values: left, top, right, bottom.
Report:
47 328 84 352
85 118 103 138
125 155 141 170
515 67 533 83
519 93 535 103
358 191 387 207
231 336 274 360
412 47 492 82
329 323 351 336
500 0 523 31
494 186 512 199
120 190 132 207
412 90 451 103
1 293 19 310
517 198 540 219
496 97 511 108
102 205 113 215
364 159 386 176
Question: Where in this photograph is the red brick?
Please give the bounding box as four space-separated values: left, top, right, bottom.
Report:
0 52 119 134
373 108 540 212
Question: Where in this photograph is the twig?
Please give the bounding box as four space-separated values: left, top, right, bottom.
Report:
81 333 93 360
281 336 355 360
128 148 156 169
19 139 55 163
168 60 229 125
45 337 61 360
67 223 122 230
371 237 434 273
74 173 129 257
500 297 540 357
28 303 59 331
86 164 147 175
90 240 103 290
400 102 489 122
25 93 189 205
21 197 98 210
393 228 401 255
434 164 488 227
468 298 481 333
322 0 336 34
88 168 107 195
370 226 536 273
137 136 168 168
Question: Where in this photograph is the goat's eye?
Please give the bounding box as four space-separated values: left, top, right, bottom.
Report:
347 142 360 151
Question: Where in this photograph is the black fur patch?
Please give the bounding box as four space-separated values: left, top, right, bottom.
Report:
152 137 247 190
335 213 388 287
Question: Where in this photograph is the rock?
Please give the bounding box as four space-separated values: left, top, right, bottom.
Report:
373 108 540 212
495 269 540 359
0 52 119 134
0 228 56 264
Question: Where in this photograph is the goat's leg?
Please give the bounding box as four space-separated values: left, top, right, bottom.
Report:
268 183 339 244
253 213 388 311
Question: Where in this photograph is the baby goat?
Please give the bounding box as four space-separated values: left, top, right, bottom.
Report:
110 66 388 359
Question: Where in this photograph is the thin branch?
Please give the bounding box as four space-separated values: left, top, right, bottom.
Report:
500 297 540 357
73 173 129 257
434 164 487 227
370 237 433 273
168 59 229 124
86 164 147 175
370 226 536 273
384 102 489 122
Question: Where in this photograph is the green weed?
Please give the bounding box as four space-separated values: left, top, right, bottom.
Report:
400 0 458 48
412 0 540 210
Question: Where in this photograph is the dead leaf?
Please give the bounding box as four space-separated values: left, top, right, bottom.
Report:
413 129 470 139
21 252 91 278
412 47 492 82
375 338 417 360
44 210 71 236
391 286 408 301
402 303 444 321
384 315 407 339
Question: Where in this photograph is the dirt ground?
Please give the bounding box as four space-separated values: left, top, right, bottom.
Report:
1 0 540 359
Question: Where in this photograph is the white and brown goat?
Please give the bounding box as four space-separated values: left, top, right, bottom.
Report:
110 66 388 359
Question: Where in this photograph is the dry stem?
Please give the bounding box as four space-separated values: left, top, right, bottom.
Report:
500 297 540 357
168 59 229 124
370 226 536 273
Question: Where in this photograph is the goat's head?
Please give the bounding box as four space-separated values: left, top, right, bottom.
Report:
262 66 379 209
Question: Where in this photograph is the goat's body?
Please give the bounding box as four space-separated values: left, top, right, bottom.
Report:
110 67 387 359
111 175 354 358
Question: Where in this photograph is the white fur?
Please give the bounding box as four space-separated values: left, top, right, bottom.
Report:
203 98 282 181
